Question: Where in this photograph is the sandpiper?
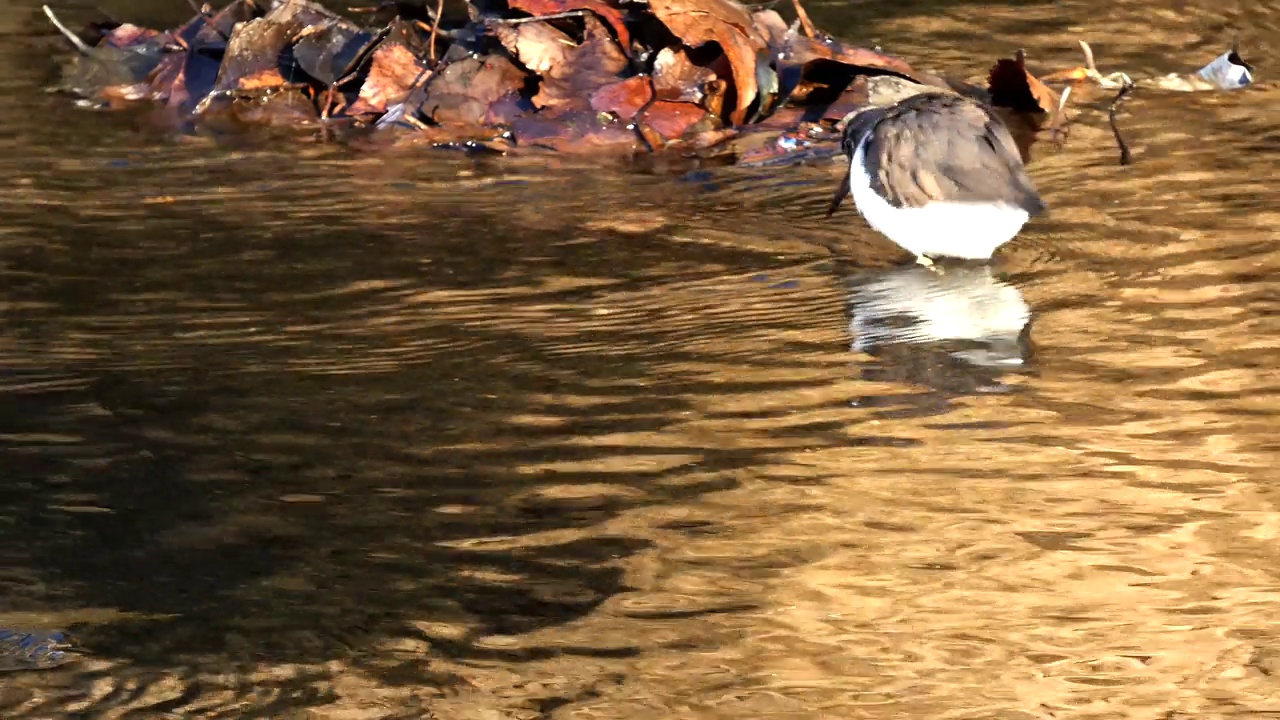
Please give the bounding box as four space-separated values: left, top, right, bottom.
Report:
826 90 1046 266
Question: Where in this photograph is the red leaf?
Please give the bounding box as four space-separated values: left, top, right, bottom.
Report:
647 0 768 125
507 0 631 50
590 76 653 120
639 100 709 142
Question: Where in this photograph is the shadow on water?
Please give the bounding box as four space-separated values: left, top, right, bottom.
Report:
0 199 815 712
3 0 1280 716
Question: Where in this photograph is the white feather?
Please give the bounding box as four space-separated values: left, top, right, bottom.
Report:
848 140 1031 261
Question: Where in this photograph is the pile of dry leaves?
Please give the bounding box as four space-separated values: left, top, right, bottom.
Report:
42 0 1251 162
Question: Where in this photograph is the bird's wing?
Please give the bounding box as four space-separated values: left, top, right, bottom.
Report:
866 95 1045 214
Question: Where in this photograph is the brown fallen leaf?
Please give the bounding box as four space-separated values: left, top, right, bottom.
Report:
751 9 789 49
638 100 712 143
647 0 769 125
652 45 717 104
193 0 260 46
420 54 528 125
590 76 653 121
769 25 927 109
57 30 167 103
147 51 185 102
988 49 1058 114
292 18 380 87
1039 66 1096 84
100 23 162 48
385 123 513 150
782 32 918 79
149 48 222 113
169 7 211 49
483 92 536 125
214 0 337 92
507 0 631 50
495 15 629 114
347 43 429 116
346 22 430 116
491 21 573 78
512 111 642 154
686 126 737 150
230 88 321 126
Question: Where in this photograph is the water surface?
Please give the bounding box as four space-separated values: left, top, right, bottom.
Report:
3 0 1280 717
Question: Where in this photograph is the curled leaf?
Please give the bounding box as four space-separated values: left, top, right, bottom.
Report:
652 46 717 103
346 19 430 116
987 49 1058 114
507 0 632 50
293 19 379 87
346 42 429 116
647 0 768 125
498 15 629 114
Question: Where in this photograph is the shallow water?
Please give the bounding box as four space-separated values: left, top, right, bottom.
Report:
2 0 1280 717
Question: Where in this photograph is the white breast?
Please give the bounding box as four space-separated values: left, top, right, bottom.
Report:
847 140 1031 261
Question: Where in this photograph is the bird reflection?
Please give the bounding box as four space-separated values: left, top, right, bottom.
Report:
845 263 1034 413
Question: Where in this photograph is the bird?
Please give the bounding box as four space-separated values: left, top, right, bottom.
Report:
826 90 1046 267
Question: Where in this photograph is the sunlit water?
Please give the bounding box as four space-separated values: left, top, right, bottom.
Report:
3 0 1280 717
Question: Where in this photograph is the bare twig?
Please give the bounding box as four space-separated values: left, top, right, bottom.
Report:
1108 77 1135 166
318 20 395 120
1047 84 1071 146
1078 39 1098 74
428 0 444 64
186 0 230 39
790 0 816 38
42 5 93 55
488 10 586 24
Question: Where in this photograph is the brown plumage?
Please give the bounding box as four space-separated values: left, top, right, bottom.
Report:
826 92 1046 218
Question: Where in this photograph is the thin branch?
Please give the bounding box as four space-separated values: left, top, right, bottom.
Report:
790 0 816 38
428 0 444 64
1047 84 1071 146
42 5 93 55
1108 77 1135 166
186 0 229 39
488 10 587 24
1078 39 1098 74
